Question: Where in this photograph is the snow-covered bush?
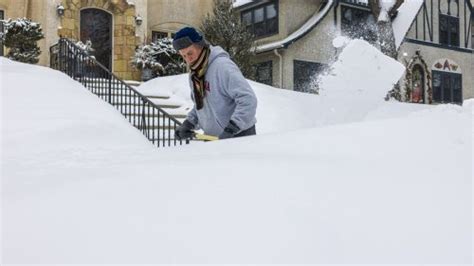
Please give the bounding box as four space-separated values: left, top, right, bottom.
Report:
153 37 186 76
131 38 186 81
0 18 44 64
75 40 95 57
73 40 97 65
131 44 160 70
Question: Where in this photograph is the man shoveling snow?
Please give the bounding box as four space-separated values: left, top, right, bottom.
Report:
172 27 258 141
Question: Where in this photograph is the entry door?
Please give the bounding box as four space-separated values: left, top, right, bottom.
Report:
411 65 425 103
432 71 462 104
80 8 112 70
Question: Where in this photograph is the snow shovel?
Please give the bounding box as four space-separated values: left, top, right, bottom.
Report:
194 133 219 141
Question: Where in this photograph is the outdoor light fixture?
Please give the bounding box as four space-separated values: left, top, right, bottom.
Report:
57 4 65 17
135 15 143 26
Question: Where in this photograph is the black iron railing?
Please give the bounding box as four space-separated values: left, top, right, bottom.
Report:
50 38 189 147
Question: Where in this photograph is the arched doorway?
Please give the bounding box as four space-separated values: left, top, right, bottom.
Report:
80 8 113 70
411 65 425 103
404 51 432 104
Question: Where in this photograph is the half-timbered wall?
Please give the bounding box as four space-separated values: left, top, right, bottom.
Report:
406 0 472 50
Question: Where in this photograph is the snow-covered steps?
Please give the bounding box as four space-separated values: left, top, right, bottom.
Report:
143 95 171 100
90 91 186 119
123 112 185 119
141 95 189 120
114 102 181 109
124 80 142 88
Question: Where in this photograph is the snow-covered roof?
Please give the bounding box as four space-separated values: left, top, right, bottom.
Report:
391 0 424 48
232 0 255 8
253 0 426 53
255 0 335 53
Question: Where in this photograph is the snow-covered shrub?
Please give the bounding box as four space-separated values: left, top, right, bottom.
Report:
0 18 44 64
75 40 95 57
153 37 186 76
131 38 186 80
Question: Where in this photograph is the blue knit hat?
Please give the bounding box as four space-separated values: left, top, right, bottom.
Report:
173 27 207 50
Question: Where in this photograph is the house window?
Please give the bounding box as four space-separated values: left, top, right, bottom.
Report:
241 1 278 38
294 60 326 93
439 14 459 46
254 61 272 86
152 31 169 43
432 71 462 104
0 10 4 57
341 5 377 43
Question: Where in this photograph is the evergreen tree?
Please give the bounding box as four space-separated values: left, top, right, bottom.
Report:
201 0 255 78
1 18 44 64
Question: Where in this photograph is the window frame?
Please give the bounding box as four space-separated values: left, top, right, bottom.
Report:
439 13 460 47
152 31 173 43
432 70 462 104
254 61 273 86
293 60 327 93
241 1 279 39
340 5 377 43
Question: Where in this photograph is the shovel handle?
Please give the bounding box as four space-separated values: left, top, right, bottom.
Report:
194 133 219 141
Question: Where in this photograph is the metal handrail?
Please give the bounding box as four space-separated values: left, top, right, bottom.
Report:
50 38 190 147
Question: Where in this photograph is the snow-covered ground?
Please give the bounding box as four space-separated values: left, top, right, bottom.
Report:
1 39 472 264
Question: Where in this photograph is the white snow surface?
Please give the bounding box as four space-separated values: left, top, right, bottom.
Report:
332 35 351 48
380 0 396 10
232 0 254 8
392 0 424 48
1 39 472 264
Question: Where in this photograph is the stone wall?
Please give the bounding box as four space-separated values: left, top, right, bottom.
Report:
0 0 28 19
147 0 213 37
59 0 140 80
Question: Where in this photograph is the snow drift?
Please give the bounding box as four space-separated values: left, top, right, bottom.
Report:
1 38 472 264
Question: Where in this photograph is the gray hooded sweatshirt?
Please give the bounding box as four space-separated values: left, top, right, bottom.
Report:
186 46 257 136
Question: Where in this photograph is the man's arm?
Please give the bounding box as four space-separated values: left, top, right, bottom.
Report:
186 105 199 127
219 60 257 133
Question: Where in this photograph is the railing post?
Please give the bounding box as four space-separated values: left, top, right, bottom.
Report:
141 99 147 136
108 73 112 104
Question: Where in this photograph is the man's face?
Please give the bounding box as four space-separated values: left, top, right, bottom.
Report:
178 44 203 65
